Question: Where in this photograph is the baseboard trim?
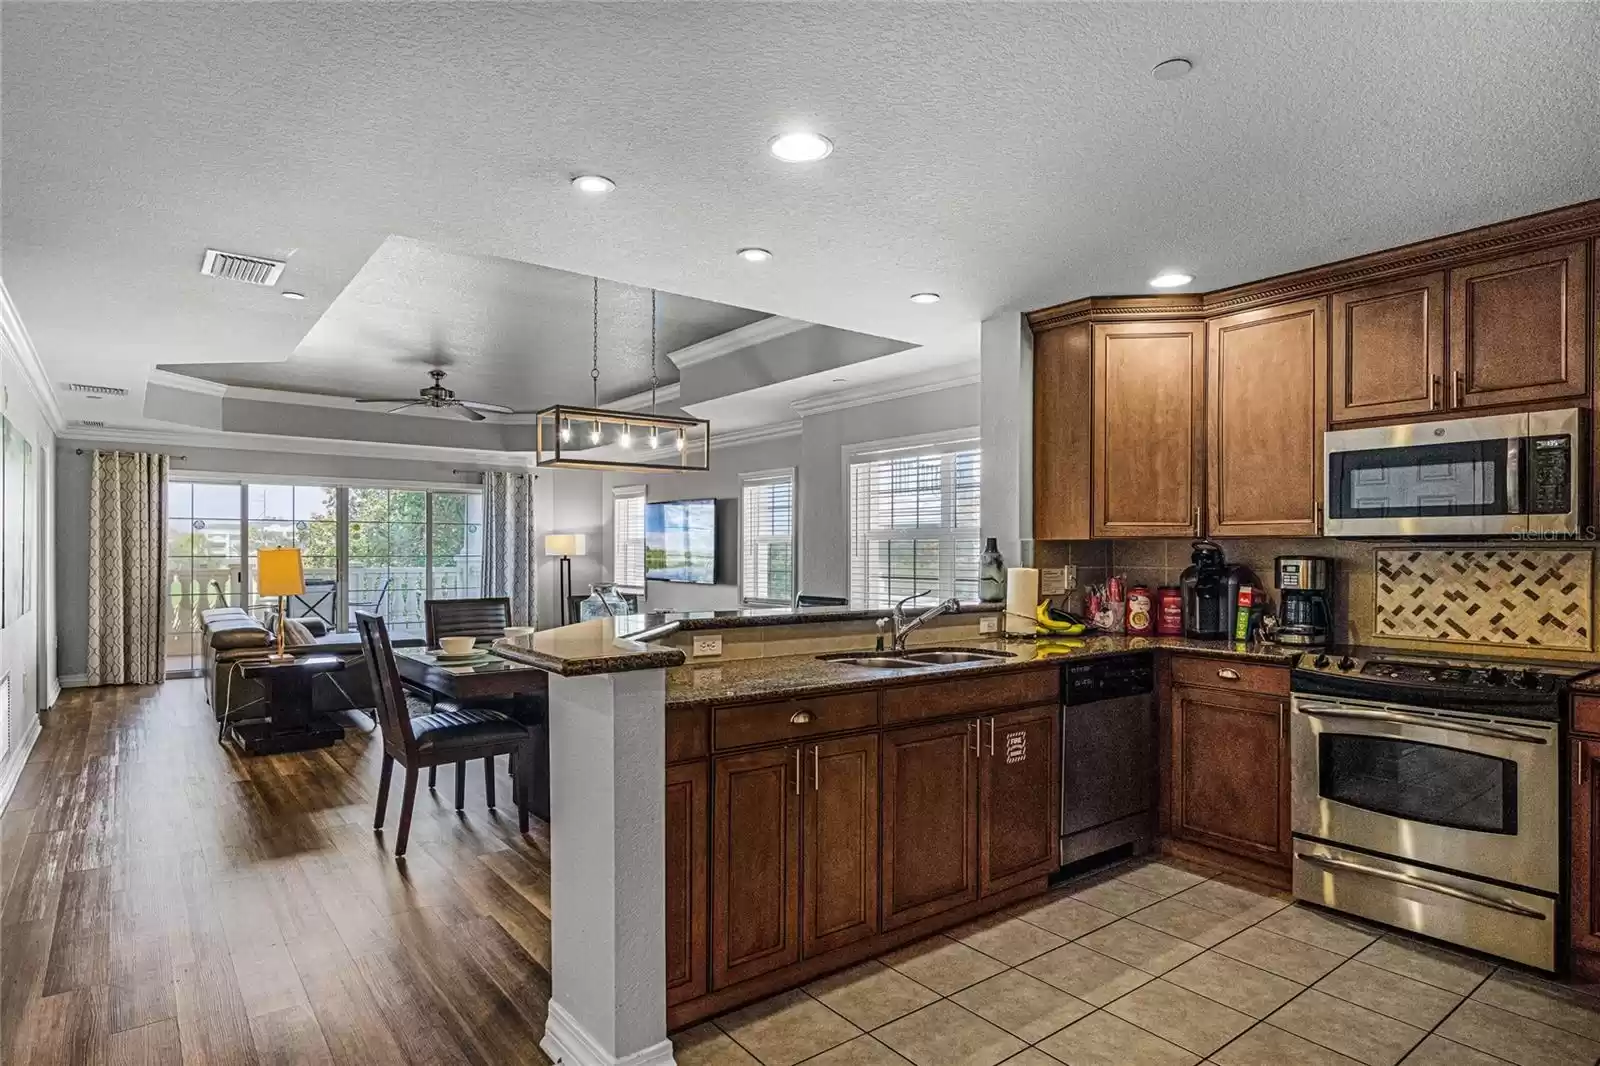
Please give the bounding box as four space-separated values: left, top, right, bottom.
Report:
540 1001 676 1066
57 674 90 689
0 712 43 812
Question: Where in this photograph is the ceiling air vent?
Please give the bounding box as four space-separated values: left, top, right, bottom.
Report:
200 248 286 286
73 420 105 428
61 382 129 397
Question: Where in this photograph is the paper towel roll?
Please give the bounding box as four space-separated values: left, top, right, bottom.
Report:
1005 567 1040 636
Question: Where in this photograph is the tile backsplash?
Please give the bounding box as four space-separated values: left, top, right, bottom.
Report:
1375 548 1593 650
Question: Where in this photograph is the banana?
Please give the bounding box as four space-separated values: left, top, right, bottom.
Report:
1034 602 1087 635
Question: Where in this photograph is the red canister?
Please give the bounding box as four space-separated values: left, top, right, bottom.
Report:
1126 586 1154 636
1155 586 1183 636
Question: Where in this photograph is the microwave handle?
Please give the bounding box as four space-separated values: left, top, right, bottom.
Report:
1505 436 1521 514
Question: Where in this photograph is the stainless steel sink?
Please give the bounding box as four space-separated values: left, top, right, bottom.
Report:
899 650 1014 664
821 655 926 669
818 648 1015 668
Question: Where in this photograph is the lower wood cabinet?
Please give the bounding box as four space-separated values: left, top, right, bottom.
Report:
666 761 710 1007
1170 683 1291 867
804 735 880 957
1571 732 1600 968
978 706 1061 895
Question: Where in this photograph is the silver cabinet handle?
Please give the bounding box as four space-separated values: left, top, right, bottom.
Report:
1217 668 1240 680
793 746 800 795
1431 374 1441 409
988 717 996 756
1297 703 1549 744
969 719 979 755
812 745 820 791
1453 370 1465 407
789 709 814 724
1298 852 1546 919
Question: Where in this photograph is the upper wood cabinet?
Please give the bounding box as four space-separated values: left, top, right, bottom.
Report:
1330 272 1446 425
1450 242 1589 409
1033 323 1093 540
1092 321 1206 538
1206 299 1328 537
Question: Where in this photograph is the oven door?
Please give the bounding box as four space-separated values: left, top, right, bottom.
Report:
1290 695 1558 892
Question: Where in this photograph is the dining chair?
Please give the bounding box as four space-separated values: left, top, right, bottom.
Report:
425 596 512 647
355 611 534 857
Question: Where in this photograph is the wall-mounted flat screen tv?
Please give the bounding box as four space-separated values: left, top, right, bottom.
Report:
645 498 717 584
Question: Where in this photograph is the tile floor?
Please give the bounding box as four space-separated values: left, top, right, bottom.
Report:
674 858 1600 1066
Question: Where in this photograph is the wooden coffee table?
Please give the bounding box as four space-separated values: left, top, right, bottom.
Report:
226 654 350 755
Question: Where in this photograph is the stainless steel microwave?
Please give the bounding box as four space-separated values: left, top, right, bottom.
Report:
1323 408 1580 537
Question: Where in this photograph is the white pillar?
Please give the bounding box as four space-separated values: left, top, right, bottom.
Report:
980 311 1035 565
541 668 677 1066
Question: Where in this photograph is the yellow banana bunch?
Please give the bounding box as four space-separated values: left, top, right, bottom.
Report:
1034 601 1088 635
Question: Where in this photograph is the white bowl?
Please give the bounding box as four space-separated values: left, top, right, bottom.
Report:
438 636 477 656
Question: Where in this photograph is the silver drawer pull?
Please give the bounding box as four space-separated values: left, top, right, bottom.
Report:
1217 668 1240 680
789 709 814 724
1299 852 1546 919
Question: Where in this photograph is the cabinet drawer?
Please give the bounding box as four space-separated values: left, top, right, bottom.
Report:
1573 696 1600 737
713 692 879 751
1169 656 1289 697
882 670 1059 725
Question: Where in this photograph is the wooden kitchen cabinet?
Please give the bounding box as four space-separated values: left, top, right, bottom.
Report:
881 718 979 928
803 734 880 957
1572 735 1600 964
1033 322 1094 540
711 746 800 988
1449 242 1589 409
1330 272 1446 425
1170 683 1291 867
978 706 1060 896
1206 299 1328 537
1092 321 1207 537
666 761 709 1006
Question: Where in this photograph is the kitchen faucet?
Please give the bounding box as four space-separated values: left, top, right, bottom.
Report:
876 591 963 653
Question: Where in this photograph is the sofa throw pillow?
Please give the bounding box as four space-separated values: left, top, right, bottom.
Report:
281 618 318 647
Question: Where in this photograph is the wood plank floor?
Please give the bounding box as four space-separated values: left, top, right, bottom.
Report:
0 680 554 1065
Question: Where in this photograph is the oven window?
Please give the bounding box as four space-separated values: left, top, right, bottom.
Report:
1318 733 1517 835
1327 439 1509 520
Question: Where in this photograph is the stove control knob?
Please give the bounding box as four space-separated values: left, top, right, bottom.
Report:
1338 655 1356 671
1486 667 1506 686
1313 654 1330 669
1518 669 1542 690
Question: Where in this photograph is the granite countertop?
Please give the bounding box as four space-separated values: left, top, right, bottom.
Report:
1567 672 1600 695
664 634 1299 708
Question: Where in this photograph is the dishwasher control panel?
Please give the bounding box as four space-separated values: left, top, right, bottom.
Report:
1064 654 1154 705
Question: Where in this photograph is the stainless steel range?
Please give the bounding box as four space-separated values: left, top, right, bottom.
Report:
1290 648 1583 971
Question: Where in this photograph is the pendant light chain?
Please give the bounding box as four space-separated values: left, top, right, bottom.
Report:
590 276 600 408
650 289 659 415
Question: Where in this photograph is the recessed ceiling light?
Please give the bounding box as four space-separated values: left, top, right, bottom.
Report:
572 174 616 194
1152 57 1193 82
281 291 306 300
768 132 833 163
1149 272 1194 288
909 292 941 304
737 247 773 263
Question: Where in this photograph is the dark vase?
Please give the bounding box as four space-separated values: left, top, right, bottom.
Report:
979 537 1005 603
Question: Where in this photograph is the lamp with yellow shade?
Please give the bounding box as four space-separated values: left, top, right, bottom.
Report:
256 547 306 663
545 533 587 625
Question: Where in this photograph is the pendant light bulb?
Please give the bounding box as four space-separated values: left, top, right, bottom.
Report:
676 430 687 452
648 430 660 450
589 421 602 445
559 419 571 443
619 424 632 449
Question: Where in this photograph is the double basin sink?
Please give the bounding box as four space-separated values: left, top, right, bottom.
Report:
819 648 1015 669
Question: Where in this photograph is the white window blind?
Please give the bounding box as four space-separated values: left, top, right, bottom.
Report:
740 469 796 605
613 486 646 592
848 436 981 609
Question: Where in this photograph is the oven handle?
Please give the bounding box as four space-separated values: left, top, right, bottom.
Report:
1296 703 1550 744
1298 852 1547 920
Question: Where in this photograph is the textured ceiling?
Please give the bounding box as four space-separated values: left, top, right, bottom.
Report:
6 2 1600 431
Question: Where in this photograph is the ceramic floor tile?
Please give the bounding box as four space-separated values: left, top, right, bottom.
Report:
1114 862 1208 898
1012 896 1121 940
1103 979 1252 1057
1266 989 1426 1066
806 961 941 1031
676 1023 764 1066
1471 970 1600 1041
1019 943 1155 1007
1036 1010 1199 1066
1067 877 1165 916
873 1001 1026 1066
1126 898 1255 949
950 970 1093 1043
1398 1034 1513 1066
1212 926 1343 985
994 1050 1061 1066
1436 999 1600 1066
1076 920 1202 976
796 1036 916 1066
717 989 863 1066
1254 905 1378 957
880 936 1008 997
1209 1023 1363 1066
1161 952 1301 1019
1351 935 1495 996
1170 880 1289 924
1314 959 1462 1030
951 914 1067 966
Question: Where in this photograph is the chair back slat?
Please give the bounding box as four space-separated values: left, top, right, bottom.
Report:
425 597 512 647
355 611 416 753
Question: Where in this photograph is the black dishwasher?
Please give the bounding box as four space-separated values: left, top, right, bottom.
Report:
1060 654 1156 865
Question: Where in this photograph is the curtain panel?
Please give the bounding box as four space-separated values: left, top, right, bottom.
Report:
86 450 169 686
482 470 536 627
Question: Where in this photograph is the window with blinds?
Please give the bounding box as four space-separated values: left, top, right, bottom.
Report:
613 487 646 592
847 437 981 609
740 469 796 605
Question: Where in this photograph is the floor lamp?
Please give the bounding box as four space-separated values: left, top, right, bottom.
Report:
544 533 587 625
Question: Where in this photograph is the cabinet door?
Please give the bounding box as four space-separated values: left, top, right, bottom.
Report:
1449 242 1589 409
1573 738 1600 957
978 706 1060 896
1207 299 1328 537
882 719 979 929
1171 684 1290 866
666 761 709 1006
1033 323 1093 540
803 734 880 957
711 747 800 989
1092 321 1207 538
1330 273 1445 425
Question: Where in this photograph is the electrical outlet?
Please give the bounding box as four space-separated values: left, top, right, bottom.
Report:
1039 568 1068 596
978 614 999 635
691 634 723 658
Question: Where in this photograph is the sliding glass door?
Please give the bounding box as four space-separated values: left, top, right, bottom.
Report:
166 480 245 674
247 483 339 626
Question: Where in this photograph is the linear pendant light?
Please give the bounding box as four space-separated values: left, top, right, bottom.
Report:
535 278 710 472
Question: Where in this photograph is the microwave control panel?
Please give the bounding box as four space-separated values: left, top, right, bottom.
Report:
1526 435 1572 514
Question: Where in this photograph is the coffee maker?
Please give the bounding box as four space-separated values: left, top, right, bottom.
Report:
1274 556 1333 646
1180 540 1246 639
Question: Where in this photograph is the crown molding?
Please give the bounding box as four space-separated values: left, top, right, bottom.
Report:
608 381 683 412
60 423 536 469
710 420 802 450
669 316 810 369
790 368 981 418
0 280 67 433
147 368 229 397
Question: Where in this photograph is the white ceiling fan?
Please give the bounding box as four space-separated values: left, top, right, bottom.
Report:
354 368 512 421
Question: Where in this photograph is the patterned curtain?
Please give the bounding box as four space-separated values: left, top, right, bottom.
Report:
482 470 536 627
86 450 169 686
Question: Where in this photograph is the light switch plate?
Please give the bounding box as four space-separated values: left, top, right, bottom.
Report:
691 634 723 658
978 614 999 634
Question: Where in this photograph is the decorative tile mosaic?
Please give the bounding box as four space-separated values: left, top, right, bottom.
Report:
1374 548 1592 649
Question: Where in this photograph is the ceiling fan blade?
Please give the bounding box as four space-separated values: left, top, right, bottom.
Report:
355 397 422 404
451 403 487 422
386 403 423 414
459 399 515 415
